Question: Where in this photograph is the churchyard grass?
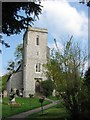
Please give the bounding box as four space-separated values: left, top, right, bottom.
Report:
2 97 51 118
47 96 59 101
27 102 70 120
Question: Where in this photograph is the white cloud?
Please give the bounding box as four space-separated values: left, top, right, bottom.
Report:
36 0 88 39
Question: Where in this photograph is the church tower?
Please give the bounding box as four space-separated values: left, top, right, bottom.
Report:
23 27 48 97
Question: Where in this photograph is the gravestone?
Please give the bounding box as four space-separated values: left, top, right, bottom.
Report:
11 97 15 103
3 90 7 98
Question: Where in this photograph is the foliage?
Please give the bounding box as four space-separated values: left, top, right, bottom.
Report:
84 67 90 117
7 43 23 74
9 89 15 101
0 34 10 47
44 36 88 120
2 1 42 36
5 43 23 92
7 61 15 74
14 43 23 66
39 97 45 114
39 97 44 104
1 1 42 53
84 67 90 85
1 74 10 91
41 79 54 97
29 94 34 98
80 0 90 7
0 34 10 53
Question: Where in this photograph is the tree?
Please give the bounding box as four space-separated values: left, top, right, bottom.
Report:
39 97 45 115
1 74 10 91
6 43 23 76
2 1 42 36
0 34 10 53
80 0 90 7
41 79 54 97
2 44 23 91
6 43 23 74
45 36 88 120
14 43 23 66
1 1 42 52
7 61 15 74
84 67 90 86
84 67 90 117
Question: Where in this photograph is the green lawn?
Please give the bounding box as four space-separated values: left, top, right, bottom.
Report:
27 102 70 120
47 96 59 101
2 97 51 118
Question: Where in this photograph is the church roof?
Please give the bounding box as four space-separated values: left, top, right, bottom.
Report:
16 64 23 72
7 64 23 82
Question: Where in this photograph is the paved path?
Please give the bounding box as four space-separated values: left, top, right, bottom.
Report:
6 100 59 119
44 98 55 103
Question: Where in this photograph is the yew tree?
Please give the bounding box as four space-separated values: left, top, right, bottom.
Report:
2 1 42 36
0 1 42 52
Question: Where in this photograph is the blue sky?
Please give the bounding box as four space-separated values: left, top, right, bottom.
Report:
1 0 88 76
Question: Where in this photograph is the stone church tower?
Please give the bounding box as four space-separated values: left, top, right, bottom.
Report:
23 27 49 97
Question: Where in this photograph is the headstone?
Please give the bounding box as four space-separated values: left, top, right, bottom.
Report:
13 88 17 94
3 90 7 98
19 90 23 97
52 89 56 96
11 97 15 103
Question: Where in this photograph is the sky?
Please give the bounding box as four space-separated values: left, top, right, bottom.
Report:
1 0 88 76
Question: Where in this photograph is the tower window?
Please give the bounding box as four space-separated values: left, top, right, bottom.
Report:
37 51 39 55
36 35 39 45
36 63 41 72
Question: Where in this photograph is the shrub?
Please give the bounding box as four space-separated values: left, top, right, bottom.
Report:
41 80 54 97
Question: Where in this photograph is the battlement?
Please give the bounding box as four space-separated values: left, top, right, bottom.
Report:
23 27 48 41
28 27 48 33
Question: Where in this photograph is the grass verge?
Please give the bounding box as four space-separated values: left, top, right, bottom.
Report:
26 102 70 120
2 97 51 118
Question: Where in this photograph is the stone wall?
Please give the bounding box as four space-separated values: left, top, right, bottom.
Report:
23 27 48 97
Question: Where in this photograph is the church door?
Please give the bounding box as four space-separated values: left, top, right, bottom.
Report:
35 80 40 93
